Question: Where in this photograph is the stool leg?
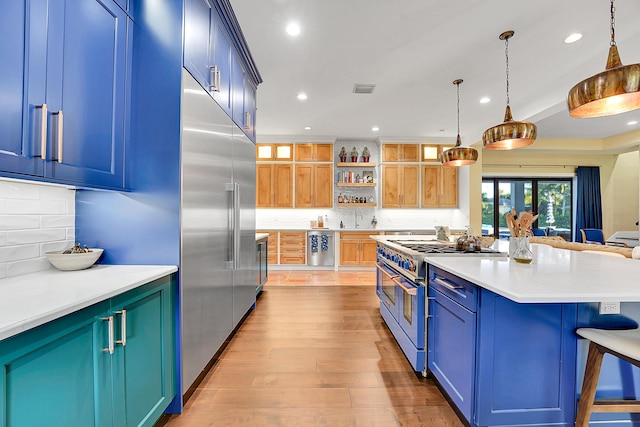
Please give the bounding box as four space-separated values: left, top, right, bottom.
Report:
576 341 605 427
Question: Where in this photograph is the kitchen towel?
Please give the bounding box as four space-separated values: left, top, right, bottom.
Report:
633 246 640 260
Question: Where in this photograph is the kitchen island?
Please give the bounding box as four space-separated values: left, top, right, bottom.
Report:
372 236 640 427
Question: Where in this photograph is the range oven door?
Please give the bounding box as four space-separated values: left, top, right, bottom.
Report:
376 263 399 321
396 275 425 350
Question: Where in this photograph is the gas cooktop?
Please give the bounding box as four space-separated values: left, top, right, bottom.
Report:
389 240 507 256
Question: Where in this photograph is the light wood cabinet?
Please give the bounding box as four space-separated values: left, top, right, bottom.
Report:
256 164 293 208
422 165 458 208
279 231 306 265
382 144 420 162
257 231 279 265
295 144 333 162
339 232 379 266
381 164 419 208
295 164 333 208
256 143 293 161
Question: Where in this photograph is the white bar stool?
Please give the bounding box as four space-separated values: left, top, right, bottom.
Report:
575 328 640 426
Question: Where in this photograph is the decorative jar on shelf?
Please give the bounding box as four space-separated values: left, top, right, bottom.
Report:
339 147 347 162
350 147 358 162
362 146 370 162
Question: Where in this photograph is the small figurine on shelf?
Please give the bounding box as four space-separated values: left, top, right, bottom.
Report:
371 216 378 228
362 146 370 162
339 147 347 163
350 147 358 162
338 193 344 203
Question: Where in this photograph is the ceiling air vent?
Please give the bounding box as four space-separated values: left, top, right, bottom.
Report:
353 84 376 94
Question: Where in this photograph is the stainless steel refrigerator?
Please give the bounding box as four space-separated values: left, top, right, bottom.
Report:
180 69 256 389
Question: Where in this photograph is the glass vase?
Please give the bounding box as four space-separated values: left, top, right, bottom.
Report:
511 237 533 264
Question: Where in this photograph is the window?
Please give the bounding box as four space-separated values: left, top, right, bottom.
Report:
482 178 573 240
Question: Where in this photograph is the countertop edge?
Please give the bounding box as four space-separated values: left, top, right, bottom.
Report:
0 265 178 341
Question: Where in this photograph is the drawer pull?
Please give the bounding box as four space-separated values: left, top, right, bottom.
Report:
393 276 417 296
434 277 463 291
376 264 399 281
115 309 127 347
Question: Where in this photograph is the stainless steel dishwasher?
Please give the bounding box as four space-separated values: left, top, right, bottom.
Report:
307 231 334 266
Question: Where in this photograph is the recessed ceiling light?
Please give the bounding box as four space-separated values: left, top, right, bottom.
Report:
371 126 379 132
297 93 307 101
480 97 491 104
286 22 301 36
564 33 583 44
304 126 312 130
627 120 638 126
439 129 446 132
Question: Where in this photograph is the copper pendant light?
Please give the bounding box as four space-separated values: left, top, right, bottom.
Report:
482 31 537 150
441 79 478 166
567 0 640 118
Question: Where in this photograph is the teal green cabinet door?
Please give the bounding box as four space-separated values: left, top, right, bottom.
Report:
0 301 113 427
110 276 176 427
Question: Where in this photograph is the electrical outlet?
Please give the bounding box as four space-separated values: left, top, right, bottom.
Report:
599 302 621 314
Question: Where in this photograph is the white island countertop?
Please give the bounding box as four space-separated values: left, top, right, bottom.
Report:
372 235 640 304
0 265 177 341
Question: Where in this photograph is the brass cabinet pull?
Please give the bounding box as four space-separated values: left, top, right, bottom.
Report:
393 276 417 296
434 277 462 291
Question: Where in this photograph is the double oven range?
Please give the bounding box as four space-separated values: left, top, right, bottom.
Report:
375 239 505 374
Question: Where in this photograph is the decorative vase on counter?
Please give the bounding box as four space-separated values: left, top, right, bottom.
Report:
339 147 347 162
350 147 358 162
511 236 533 264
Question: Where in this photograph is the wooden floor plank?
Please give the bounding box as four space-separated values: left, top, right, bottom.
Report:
161 277 463 427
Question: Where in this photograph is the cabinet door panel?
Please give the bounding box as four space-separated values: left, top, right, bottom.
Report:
256 164 273 207
0 0 44 176
46 0 128 188
402 165 419 207
382 164 401 208
340 240 360 265
295 164 313 207
183 0 212 90
295 144 314 162
402 144 420 162
211 8 233 115
314 164 333 207
422 165 439 207
113 285 174 426
440 167 458 207
361 239 378 266
0 302 112 427
315 144 333 162
273 164 293 207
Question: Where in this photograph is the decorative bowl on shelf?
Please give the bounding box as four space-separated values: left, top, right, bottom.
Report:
46 248 104 271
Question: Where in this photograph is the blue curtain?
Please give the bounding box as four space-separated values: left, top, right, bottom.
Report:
575 166 602 242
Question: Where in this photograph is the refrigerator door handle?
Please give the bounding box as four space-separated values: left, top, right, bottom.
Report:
234 182 241 270
226 182 235 269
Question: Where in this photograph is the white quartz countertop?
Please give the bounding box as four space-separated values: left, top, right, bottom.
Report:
373 236 640 304
0 265 178 341
256 232 269 242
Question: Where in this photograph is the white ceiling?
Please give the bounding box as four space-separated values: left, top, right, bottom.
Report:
229 0 640 146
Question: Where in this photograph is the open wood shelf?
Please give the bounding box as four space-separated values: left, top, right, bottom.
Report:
337 202 377 207
336 183 376 187
336 162 377 167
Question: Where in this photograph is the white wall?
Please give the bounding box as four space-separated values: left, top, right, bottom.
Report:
0 180 76 278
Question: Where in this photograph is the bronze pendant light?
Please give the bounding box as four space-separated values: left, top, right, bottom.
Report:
567 0 640 118
482 31 537 150
441 79 478 166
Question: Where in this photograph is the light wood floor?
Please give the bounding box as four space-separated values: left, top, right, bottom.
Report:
160 271 463 427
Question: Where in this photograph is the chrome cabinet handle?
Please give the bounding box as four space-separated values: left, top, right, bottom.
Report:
226 182 235 269
209 65 220 92
115 309 127 347
376 264 399 280
434 277 463 291
244 111 251 130
393 276 417 296
53 110 63 163
102 316 114 354
35 104 48 160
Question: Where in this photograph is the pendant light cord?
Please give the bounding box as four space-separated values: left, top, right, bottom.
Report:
456 82 461 137
610 0 616 46
504 35 510 106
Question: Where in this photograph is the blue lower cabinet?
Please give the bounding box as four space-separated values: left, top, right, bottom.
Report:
0 275 175 427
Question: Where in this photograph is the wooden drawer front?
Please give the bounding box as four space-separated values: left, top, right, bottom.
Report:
280 243 304 253
340 232 379 240
280 231 306 240
267 253 278 264
280 254 306 264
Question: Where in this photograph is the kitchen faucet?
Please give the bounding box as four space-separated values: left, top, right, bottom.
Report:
355 208 364 229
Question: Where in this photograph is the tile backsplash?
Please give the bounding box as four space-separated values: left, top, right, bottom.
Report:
0 179 75 278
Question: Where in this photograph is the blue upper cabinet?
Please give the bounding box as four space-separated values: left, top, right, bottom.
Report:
0 0 130 189
184 0 261 142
